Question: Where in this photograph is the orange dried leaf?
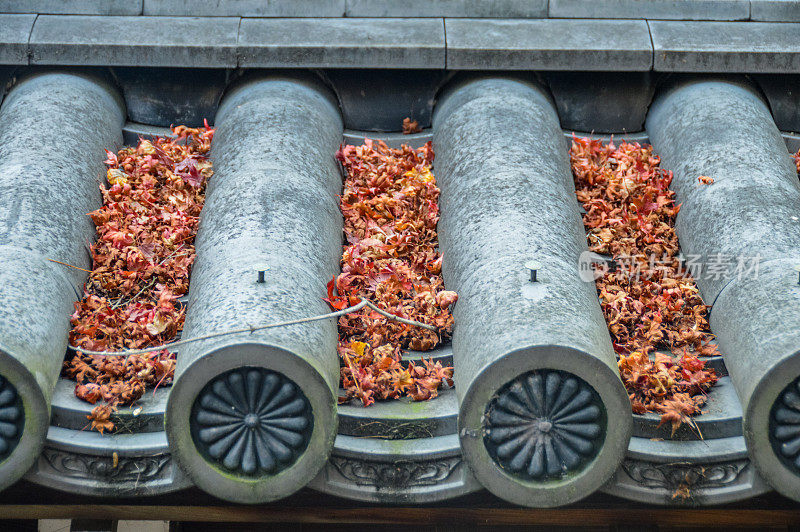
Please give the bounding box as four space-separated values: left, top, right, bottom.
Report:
402 117 422 135
87 404 116 434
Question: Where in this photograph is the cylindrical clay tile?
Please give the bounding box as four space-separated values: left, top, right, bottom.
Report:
433 78 632 507
165 76 344 504
647 79 800 501
0 72 125 492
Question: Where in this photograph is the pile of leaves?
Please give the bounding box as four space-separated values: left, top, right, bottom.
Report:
570 137 718 434
63 123 214 433
328 139 456 406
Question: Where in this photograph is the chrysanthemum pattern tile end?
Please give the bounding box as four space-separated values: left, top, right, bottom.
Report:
484 369 605 481
770 376 800 475
0 375 23 461
191 367 313 477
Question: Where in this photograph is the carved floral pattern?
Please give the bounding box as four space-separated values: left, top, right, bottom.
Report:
41 448 171 482
330 456 461 488
622 459 748 492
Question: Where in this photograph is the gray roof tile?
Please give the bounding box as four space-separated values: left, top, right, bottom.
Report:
238 18 445 68
29 15 239 67
143 0 344 17
445 19 653 70
750 0 800 22
346 0 547 17
0 0 141 15
650 21 800 72
0 14 35 64
549 0 749 20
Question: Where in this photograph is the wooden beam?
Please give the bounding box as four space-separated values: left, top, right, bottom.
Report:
5 507 800 527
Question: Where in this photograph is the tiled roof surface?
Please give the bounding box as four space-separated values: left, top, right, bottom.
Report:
0 10 798 71
1 0 797 20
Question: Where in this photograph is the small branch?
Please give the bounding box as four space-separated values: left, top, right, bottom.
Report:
111 279 156 310
71 299 439 358
363 301 437 331
72 299 370 357
48 259 92 273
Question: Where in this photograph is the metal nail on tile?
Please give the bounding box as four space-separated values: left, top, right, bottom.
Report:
525 261 541 283
255 264 270 284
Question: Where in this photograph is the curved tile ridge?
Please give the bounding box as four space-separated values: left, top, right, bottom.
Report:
164 74 343 504
0 71 124 493
646 77 800 502
646 77 800 305
432 76 631 508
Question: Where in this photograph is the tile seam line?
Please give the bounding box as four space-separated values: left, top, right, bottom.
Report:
645 19 654 71
235 16 242 68
442 16 447 69
26 13 38 65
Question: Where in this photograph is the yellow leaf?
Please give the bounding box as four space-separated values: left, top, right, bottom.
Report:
107 168 128 186
350 341 368 359
145 315 168 336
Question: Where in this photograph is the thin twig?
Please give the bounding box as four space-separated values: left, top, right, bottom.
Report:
156 244 186 267
71 299 438 358
73 298 360 356
48 259 92 273
111 278 156 310
363 301 437 332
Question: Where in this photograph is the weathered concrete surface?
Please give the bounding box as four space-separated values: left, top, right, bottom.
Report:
309 433 482 503
0 0 141 14
650 21 800 73
0 71 124 492
751 0 800 22
433 77 631 507
549 0 749 20
444 19 652 71
165 75 343 504
603 435 770 505
24 425 192 497
647 79 800 502
646 79 800 304
709 259 800 501
545 71 655 133
114 67 228 127
0 14 36 65
238 18 445 69
144 0 344 16
30 16 239 67
754 74 800 133
346 0 547 17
